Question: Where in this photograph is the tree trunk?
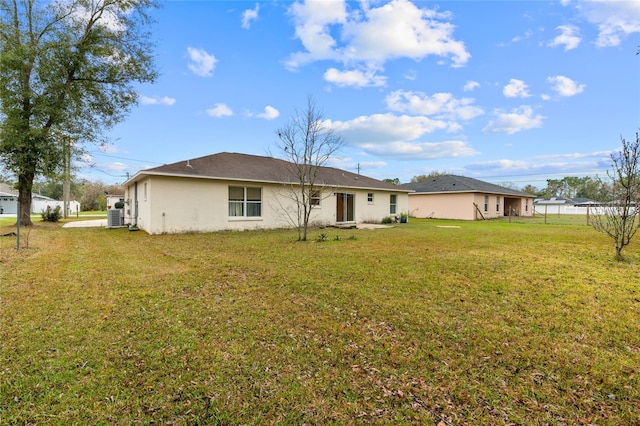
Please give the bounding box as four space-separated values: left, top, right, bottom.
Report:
17 171 34 226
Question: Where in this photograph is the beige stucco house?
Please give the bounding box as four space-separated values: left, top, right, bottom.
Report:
403 175 535 220
123 152 411 235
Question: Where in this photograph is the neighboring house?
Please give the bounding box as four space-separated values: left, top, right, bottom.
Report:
0 186 80 215
402 175 535 220
122 152 411 235
106 194 125 209
0 191 17 214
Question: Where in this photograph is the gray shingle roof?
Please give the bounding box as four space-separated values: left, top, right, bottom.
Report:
128 152 409 192
402 175 534 197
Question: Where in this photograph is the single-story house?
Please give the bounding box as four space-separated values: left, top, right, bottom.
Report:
106 194 125 209
122 152 411 235
0 184 80 216
402 175 535 220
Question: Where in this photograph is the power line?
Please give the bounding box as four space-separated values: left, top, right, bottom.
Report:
87 151 164 165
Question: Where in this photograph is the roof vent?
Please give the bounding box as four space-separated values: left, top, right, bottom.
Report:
186 160 193 168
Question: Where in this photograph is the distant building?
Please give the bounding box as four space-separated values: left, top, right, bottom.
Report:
0 184 80 216
402 175 535 220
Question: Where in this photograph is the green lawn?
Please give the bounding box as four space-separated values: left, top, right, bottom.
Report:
1 218 638 424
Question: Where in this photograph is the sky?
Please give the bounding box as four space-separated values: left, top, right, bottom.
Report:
81 0 640 190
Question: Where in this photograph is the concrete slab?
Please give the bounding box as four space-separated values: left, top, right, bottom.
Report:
63 219 107 228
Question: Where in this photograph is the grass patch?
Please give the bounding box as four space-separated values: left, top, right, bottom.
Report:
1 219 639 424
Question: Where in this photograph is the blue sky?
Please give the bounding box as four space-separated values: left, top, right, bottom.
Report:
83 0 640 189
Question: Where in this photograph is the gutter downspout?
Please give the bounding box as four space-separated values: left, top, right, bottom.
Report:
134 182 138 227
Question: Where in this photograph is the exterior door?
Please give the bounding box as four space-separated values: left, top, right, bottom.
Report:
336 193 354 222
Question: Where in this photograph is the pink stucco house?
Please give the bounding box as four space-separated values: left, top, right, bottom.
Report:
403 175 535 220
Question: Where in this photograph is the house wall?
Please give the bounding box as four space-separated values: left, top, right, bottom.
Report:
0 196 17 214
32 198 81 216
126 176 408 234
410 193 477 220
0 196 80 215
409 192 534 220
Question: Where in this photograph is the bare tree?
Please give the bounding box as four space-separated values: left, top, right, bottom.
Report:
591 133 640 260
275 95 344 241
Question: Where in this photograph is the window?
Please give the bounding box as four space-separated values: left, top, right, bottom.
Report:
496 196 500 212
525 199 529 212
310 190 321 206
144 182 148 201
390 194 397 214
484 195 489 212
367 193 374 203
229 186 262 217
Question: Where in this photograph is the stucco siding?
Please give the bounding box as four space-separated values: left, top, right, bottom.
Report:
126 176 408 234
410 193 477 220
409 192 534 220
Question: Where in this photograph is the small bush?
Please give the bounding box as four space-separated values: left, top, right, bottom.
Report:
41 205 62 222
381 216 393 224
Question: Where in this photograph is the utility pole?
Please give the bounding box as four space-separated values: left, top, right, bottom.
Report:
62 136 71 218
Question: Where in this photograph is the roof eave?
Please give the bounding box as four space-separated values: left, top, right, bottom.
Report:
124 171 411 192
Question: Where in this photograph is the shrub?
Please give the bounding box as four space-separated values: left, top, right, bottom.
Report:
381 216 393 224
41 205 62 222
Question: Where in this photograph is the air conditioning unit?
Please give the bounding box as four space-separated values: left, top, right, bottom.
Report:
107 209 124 228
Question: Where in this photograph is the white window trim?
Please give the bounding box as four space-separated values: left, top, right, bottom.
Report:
228 186 262 218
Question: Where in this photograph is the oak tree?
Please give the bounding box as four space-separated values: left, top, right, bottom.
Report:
0 0 158 225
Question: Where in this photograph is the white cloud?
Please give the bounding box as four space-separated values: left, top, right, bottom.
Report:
385 90 484 121
536 150 612 160
572 0 640 47
97 143 118 154
325 112 477 160
242 4 260 29
323 67 387 88
140 95 176 106
465 159 530 172
359 140 478 160
187 47 217 77
503 79 531 98
547 75 585 97
483 106 545 134
327 157 388 172
548 24 581 50
104 162 129 172
329 113 453 145
463 80 480 92
256 105 280 120
340 0 470 66
497 30 533 47
206 103 233 117
403 69 417 81
65 0 127 33
511 30 533 43
286 0 470 86
286 0 347 68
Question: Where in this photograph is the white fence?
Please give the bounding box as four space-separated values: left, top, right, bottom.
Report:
534 205 638 215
